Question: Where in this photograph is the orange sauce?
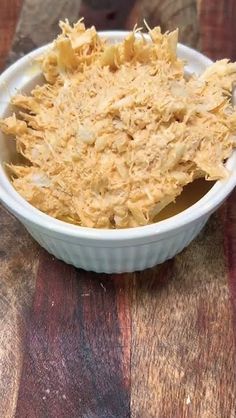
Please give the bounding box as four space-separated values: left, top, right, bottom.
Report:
155 179 214 222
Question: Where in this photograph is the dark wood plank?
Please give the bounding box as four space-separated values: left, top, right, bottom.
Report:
15 252 131 418
199 0 236 61
0 206 39 418
131 214 236 418
0 0 23 69
225 190 236 330
0 2 37 417
80 0 137 30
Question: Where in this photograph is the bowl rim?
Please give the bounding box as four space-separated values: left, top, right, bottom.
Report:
0 31 236 241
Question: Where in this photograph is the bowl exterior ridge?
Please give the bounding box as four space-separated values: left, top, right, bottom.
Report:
22 215 209 273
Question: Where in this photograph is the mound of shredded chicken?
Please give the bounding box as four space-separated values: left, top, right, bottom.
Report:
1 20 236 228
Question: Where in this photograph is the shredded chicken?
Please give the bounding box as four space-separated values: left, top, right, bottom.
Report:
1 20 236 228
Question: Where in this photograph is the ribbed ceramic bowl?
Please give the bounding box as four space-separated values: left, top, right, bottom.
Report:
0 31 236 273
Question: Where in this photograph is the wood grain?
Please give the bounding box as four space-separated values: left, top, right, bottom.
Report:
225 190 236 330
15 253 132 418
131 214 236 418
0 207 39 418
9 0 82 62
1 1 236 417
0 0 23 69
0 4 35 417
199 0 236 60
138 0 199 48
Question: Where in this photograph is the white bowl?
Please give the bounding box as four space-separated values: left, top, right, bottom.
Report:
0 31 236 273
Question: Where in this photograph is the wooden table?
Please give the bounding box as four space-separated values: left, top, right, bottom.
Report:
0 1 236 417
